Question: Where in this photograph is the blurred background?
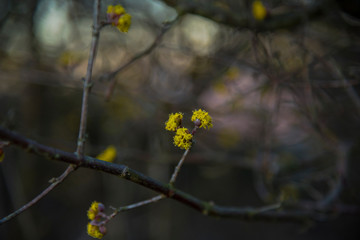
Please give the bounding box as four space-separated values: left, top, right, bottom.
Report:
1 0 360 239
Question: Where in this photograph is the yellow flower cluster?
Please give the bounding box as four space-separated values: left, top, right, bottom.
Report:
96 145 116 162
87 201 105 239
107 5 125 15
87 223 104 239
165 109 212 150
87 201 100 220
191 109 213 130
173 127 193 150
252 0 267 21
107 4 132 33
117 14 131 32
165 112 183 132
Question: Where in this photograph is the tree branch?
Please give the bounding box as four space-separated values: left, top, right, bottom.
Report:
101 18 178 101
0 165 75 225
169 148 190 185
104 195 166 224
76 0 102 156
161 0 325 32
1 126 358 224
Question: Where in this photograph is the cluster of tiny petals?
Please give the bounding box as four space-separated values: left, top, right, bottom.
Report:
191 109 213 130
87 223 104 239
116 14 131 32
107 5 125 15
87 201 106 239
173 127 193 150
106 4 132 32
87 201 100 220
165 109 212 149
165 112 183 132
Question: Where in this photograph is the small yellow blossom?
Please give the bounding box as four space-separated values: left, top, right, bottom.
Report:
173 127 193 150
96 145 116 162
116 13 131 32
107 4 132 33
87 201 100 220
165 112 183 132
107 5 125 15
87 223 104 239
107 5 114 14
191 109 213 130
252 0 267 21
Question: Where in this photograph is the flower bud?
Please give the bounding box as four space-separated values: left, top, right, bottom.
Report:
99 225 107 235
97 203 105 212
193 119 201 127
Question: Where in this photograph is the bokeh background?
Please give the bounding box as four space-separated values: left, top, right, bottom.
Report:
1 0 360 239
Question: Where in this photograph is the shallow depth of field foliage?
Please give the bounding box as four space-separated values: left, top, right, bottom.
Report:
1 0 360 239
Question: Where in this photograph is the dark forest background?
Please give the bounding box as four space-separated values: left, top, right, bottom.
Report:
1 0 360 239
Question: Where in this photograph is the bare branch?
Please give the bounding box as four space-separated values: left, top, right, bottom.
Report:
1 126 358 223
101 18 178 101
0 165 75 225
169 148 190 186
76 0 102 157
161 0 325 32
104 195 166 223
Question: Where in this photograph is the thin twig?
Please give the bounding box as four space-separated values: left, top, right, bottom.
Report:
256 202 282 213
103 18 178 101
76 0 102 157
169 148 190 185
104 195 166 223
0 165 75 225
116 195 165 212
